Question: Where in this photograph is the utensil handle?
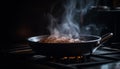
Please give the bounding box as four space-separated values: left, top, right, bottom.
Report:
92 33 113 53
100 33 113 44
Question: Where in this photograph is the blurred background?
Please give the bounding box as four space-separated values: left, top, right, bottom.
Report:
2 0 120 49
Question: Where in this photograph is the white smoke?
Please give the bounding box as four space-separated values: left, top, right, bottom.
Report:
48 0 97 38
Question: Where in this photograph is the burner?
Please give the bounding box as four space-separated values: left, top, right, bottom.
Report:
45 55 90 64
6 44 120 69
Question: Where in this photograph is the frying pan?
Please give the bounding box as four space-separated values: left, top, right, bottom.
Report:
28 33 113 57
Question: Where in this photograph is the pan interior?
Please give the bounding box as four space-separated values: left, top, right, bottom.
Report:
28 35 101 43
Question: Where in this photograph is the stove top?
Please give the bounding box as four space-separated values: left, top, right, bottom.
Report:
3 44 120 69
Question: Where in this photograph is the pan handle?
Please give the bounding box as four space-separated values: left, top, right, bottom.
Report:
100 33 113 44
92 33 113 53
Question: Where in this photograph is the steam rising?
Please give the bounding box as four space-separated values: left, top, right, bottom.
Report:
48 0 97 38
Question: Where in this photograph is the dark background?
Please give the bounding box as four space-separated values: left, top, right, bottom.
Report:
2 0 120 49
3 0 57 49
1 0 120 68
